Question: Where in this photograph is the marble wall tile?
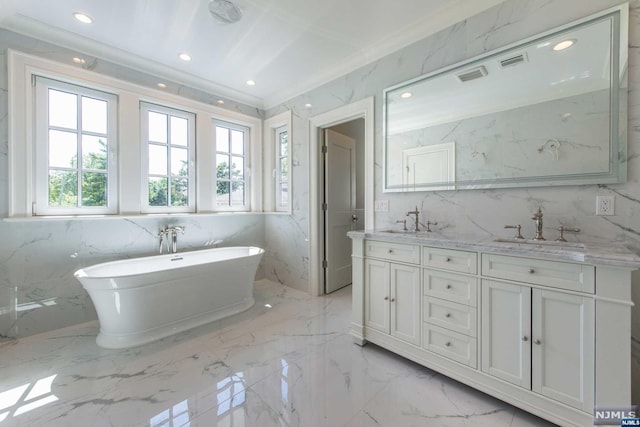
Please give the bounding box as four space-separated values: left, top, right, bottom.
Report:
0 214 266 339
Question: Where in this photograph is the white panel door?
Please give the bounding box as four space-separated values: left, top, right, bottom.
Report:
390 263 421 345
481 280 532 388
532 289 594 411
364 259 390 334
324 129 356 293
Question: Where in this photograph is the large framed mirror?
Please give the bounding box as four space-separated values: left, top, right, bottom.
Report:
383 4 628 192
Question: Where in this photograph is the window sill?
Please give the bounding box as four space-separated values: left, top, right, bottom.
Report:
3 211 263 222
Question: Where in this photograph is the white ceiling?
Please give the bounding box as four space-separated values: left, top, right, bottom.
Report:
0 0 506 109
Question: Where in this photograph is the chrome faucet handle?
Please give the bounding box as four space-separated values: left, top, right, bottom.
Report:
531 207 545 241
504 224 524 240
395 219 408 231
425 220 438 232
555 226 580 242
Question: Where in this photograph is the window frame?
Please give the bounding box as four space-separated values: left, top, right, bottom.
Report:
140 102 196 213
212 119 251 212
263 110 292 213
33 76 119 216
274 124 289 212
8 49 262 218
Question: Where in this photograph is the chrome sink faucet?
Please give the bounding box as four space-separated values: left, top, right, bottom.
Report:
406 206 420 232
531 207 545 241
158 225 186 254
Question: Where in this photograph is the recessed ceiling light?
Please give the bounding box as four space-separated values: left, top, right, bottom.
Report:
217 100 225 105
179 53 192 61
246 80 256 86
73 12 93 24
72 57 86 65
553 39 576 51
400 92 413 99
157 83 167 89
304 103 312 108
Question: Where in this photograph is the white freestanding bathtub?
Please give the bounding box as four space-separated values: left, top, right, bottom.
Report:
74 246 264 349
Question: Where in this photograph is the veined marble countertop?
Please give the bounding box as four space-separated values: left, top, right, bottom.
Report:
348 230 640 269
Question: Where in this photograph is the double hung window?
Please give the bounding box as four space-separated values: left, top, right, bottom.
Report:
141 103 196 213
34 77 118 215
214 120 250 211
274 125 289 211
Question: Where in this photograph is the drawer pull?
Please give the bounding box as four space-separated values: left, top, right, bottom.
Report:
528 268 535 274
445 341 452 347
445 257 451 262
388 249 394 254
445 313 451 318
522 336 528 342
446 284 452 289
534 339 542 345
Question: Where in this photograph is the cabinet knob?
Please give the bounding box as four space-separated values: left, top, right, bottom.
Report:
446 284 452 289
388 249 394 254
445 313 451 318
522 336 528 342
384 296 389 300
445 257 451 262
534 339 542 345
528 268 535 274
391 298 395 302
445 341 451 347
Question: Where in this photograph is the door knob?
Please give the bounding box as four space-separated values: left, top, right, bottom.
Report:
352 213 358 223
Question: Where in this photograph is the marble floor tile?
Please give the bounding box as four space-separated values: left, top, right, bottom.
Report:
0 280 555 427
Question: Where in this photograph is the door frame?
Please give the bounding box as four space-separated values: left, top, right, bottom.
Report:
309 97 374 296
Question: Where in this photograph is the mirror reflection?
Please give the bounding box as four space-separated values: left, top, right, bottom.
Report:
384 7 627 191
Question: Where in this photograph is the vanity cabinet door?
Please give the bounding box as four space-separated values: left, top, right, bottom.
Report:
481 280 532 389
390 263 421 345
364 259 390 334
532 289 594 412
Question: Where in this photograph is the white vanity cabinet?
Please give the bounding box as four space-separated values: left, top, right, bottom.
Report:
481 253 595 412
481 280 594 411
422 247 478 368
349 232 638 427
363 241 421 346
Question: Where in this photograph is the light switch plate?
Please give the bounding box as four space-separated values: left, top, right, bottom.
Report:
374 200 389 212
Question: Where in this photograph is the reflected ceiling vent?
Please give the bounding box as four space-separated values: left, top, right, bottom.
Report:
456 66 488 82
499 52 529 68
209 0 243 24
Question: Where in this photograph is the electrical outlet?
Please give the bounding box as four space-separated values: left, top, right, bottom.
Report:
596 195 615 216
374 200 389 212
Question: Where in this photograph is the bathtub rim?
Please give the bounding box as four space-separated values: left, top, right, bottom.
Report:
74 245 265 280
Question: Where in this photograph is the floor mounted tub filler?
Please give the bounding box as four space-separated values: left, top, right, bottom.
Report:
75 246 264 349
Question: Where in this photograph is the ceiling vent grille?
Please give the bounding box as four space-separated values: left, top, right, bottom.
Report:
456 66 488 83
499 52 528 68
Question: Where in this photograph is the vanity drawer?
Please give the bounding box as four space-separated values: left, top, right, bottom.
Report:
481 253 594 293
365 240 420 264
424 270 478 307
422 247 477 274
423 323 477 368
424 296 477 337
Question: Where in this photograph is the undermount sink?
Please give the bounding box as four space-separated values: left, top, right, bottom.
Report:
493 238 585 249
